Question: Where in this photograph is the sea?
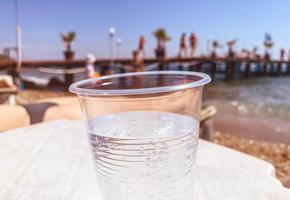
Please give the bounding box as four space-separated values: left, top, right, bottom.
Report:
204 76 290 144
17 65 290 143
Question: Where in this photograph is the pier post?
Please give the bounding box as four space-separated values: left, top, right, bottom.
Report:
225 60 235 81
270 62 275 75
277 62 282 75
254 62 259 74
263 62 267 75
158 58 167 71
210 62 216 80
100 65 108 76
189 64 194 71
120 66 126 74
178 64 183 71
158 63 164 70
245 62 251 78
287 62 290 74
64 73 73 89
196 62 202 72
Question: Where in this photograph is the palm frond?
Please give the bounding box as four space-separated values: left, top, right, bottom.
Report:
61 31 76 43
153 28 171 42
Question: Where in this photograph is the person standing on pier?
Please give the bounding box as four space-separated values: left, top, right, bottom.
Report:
226 39 237 58
132 50 144 72
252 46 258 59
179 33 188 58
189 32 197 57
85 53 100 78
211 40 220 58
138 35 146 59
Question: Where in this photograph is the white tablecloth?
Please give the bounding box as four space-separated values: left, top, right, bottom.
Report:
0 120 289 200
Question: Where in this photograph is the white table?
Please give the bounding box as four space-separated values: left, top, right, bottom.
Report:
0 120 289 200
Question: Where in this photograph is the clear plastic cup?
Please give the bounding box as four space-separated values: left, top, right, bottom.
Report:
69 71 211 200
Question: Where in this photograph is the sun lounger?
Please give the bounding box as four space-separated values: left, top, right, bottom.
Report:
0 75 18 105
0 105 30 131
0 97 216 139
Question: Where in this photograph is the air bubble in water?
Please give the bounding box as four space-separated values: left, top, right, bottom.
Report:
88 111 198 200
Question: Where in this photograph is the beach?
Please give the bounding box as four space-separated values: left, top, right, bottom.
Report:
203 76 290 187
1 0 290 198
16 76 290 144
11 75 290 187
204 76 290 144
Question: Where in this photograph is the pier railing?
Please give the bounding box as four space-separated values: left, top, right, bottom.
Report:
1 57 290 86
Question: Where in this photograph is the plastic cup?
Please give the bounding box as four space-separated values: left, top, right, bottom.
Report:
69 71 211 200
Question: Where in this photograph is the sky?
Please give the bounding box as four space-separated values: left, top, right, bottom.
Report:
1 0 290 60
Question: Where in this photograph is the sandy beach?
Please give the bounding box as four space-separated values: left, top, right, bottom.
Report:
12 77 290 188
204 76 290 187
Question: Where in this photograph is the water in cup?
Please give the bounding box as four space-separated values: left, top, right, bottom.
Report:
88 111 199 200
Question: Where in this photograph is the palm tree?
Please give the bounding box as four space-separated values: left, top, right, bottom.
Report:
61 31 76 60
226 39 237 48
241 48 250 58
264 42 273 60
263 33 274 60
153 28 171 58
264 41 273 49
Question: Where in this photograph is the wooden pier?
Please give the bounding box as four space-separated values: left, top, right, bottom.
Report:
1 57 290 87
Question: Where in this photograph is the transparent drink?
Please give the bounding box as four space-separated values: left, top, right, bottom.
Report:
70 71 211 200
89 111 198 200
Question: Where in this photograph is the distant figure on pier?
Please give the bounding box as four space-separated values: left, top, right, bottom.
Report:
132 50 144 72
280 48 285 61
179 33 188 58
252 46 258 59
138 35 146 59
226 39 237 58
131 50 144 88
189 32 197 57
241 48 250 59
85 53 100 78
211 40 220 58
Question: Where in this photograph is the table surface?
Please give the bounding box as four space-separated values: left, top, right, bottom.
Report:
0 120 289 200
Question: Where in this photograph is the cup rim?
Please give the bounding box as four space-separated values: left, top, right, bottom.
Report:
69 71 211 96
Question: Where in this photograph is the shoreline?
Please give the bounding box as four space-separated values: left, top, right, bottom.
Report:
207 99 290 144
12 89 290 188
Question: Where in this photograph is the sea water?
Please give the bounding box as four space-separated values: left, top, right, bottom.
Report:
88 111 199 200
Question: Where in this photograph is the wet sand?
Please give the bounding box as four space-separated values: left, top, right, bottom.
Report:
210 100 290 144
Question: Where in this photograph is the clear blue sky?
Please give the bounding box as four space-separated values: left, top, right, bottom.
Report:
1 0 290 60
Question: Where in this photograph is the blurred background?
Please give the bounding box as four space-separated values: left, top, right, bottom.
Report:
0 0 290 188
